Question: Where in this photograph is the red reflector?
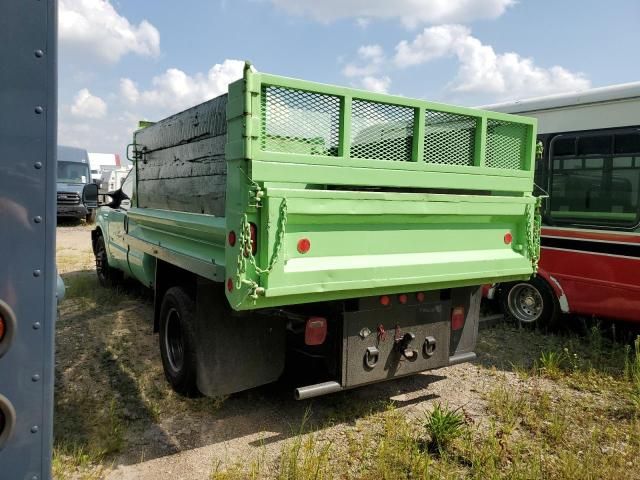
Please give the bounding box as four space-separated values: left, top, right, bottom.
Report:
305 317 327 346
451 307 465 331
416 292 425 303
227 278 233 292
297 238 311 254
249 223 258 255
0 315 5 342
228 230 236 247
504 232 513 245
379 295 391 306
398 294 408 304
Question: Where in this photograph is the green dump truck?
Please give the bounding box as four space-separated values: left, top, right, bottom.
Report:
92 63 540 399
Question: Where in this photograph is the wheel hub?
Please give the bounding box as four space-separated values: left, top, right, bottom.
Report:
507 283 544 323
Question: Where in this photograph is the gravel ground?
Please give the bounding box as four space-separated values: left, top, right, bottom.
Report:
54 223 638 480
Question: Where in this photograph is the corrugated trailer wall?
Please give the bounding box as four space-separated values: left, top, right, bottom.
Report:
135 94 228 216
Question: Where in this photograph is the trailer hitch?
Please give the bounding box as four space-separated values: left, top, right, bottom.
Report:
394 331 417 361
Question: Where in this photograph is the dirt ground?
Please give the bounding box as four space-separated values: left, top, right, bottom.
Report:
54 222 640 480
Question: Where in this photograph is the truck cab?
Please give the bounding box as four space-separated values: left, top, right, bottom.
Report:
57 145 96 223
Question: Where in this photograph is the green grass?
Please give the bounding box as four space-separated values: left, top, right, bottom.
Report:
423 403 466 454
210 328 640 480
626 336 640 412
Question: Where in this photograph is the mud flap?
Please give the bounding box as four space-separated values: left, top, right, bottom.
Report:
194 278 286 396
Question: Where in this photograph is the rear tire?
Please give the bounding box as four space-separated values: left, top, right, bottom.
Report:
501 276 558 328
94 234 122 287
159 286 200 397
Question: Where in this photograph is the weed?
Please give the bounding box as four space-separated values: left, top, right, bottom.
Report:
536 350 566 379
423 403 466 454
486 384 530 433
368 409 433 479
626 336 640 412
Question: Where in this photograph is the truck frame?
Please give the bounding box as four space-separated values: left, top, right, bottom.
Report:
94 63 540 399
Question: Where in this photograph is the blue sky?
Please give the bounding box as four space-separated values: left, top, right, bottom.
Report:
58 0 640 157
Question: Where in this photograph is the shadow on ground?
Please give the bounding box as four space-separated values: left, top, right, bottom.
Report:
56 268 639 473
55 270 445 469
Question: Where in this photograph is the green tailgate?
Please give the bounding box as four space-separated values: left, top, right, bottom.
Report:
223 65 540 310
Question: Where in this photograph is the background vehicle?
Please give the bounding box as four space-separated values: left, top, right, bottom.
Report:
93 65 540 400
57 145 97 223
484 83 640 325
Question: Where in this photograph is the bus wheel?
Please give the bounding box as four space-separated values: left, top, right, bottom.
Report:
502 277 558 328
94 234 122 287
159 287 200 397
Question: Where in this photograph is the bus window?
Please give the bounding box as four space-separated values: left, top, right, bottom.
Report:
577 135 612 155
549 132 640 227
552 136 576 156
615 132 640 154
611 157 639 218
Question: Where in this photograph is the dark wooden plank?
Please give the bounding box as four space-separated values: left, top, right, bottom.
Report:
135 94 228 153
137 176 227 216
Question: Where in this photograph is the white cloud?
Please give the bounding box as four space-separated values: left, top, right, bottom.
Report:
342 44 385 78
395 24 468 67
121 59 245 111
342 45 391 93
59 109 140 161
70 88 107 118
60 60 245 161
59 0 160 63
360 76 391 93
271 0 514 28
119 78 139 104
394 25 591 100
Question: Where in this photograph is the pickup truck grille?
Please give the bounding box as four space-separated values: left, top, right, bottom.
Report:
57 192 81 205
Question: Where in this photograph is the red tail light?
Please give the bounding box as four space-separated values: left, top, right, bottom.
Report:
379 295 391 306
227 278 234 292
416 292 425 303
249 223 257 255
504 232 513 245
451 307 465 331
297 238 311 254
398 294 408 304
228 230 236 247
305 317 327 346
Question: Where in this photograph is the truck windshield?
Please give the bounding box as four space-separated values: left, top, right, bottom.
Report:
57 161 90 184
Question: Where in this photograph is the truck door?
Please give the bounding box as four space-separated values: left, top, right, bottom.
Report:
107 169 134 273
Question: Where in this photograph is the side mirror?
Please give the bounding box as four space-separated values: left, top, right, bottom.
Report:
82 183 99 209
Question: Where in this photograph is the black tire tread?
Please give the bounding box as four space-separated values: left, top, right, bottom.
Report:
95 234 122 288
159 286 200 397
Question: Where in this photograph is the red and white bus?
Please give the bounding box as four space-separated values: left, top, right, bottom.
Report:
484 82 640 325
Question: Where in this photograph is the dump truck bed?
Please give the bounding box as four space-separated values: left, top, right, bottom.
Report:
126 64 539 310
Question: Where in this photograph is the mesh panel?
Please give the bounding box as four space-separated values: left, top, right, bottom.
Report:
423 111 476 166
350 100 414 161
261 86 340 156
485 119 528 170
